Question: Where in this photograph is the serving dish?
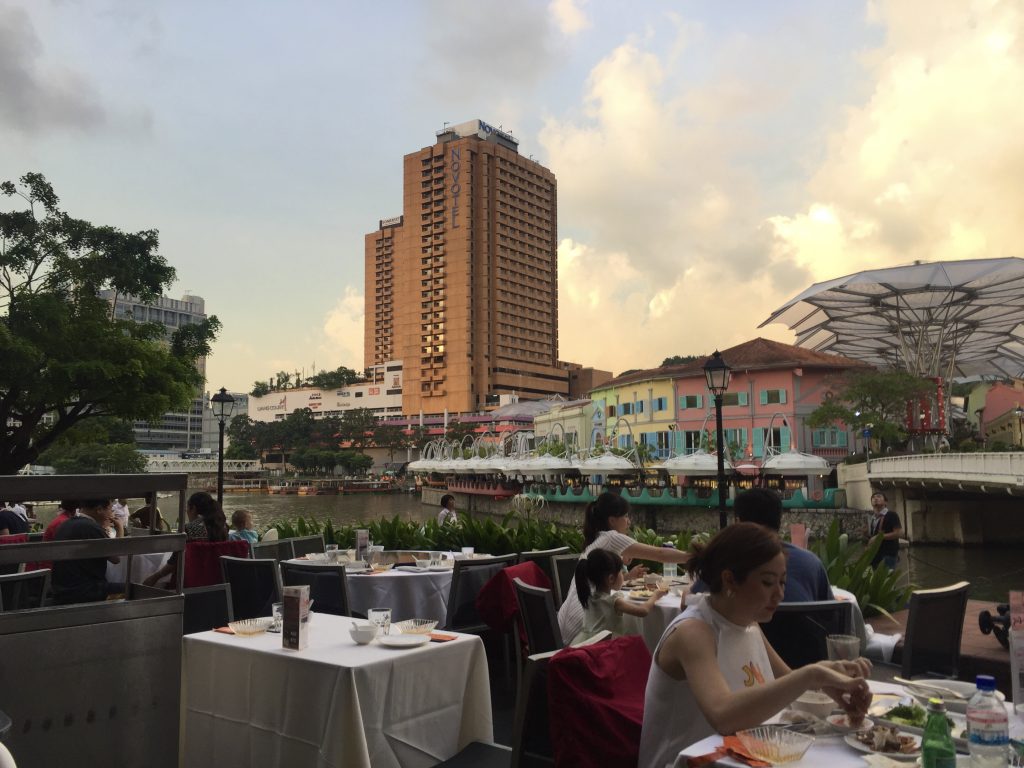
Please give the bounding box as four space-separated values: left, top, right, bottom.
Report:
735 725 814 764
394 619 438 635
378 633 431 648
228 617 275 636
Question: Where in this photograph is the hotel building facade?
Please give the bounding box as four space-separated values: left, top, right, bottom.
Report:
365 119 571 417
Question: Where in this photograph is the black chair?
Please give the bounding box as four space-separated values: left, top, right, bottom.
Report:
444 554 517 633
901 581 970 679
0 569 50 611
513 578 563 657
289 535 325 558
220 556 283 620
182 584 234 634
550 553 580 607
759 600 854 669
279 561 351 617
252 539 295 563
516 547 570 593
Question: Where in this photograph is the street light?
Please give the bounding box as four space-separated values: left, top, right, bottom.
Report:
703 350 732 530
211 387 236 506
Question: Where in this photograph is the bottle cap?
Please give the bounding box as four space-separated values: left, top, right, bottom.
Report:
927 697 946 712
662 542 675 548
975 674 996 691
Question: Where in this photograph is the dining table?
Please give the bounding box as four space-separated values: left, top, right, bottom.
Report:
182 613 493 768
674 680 1024 767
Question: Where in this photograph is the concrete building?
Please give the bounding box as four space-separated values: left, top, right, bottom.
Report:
99 290 208 453
365 119 571 417
201 391 249 453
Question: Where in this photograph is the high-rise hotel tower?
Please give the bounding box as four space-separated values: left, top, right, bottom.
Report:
365 120 569 416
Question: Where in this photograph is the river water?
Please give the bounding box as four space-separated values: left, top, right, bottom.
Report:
225 493 1020 604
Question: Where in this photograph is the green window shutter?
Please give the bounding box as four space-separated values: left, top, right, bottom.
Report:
779 390 787 404
838 431 848 447
696 395 703 408
679 396 686 410
780 426 792 451
753 429 765 457
759 390 768 405
738 391 748 406
812 430 822 447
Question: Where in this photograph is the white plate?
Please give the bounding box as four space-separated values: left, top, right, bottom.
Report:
428 564 453 571
827 714 873 733
377 633 431 648
394 565 426 573
844 732 921 761
903 679 1003 714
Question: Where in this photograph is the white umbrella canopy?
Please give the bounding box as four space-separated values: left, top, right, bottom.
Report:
516 454 579 476
761 257 1024 379
578 451 639 476
761 451 830 473
654 450 734 476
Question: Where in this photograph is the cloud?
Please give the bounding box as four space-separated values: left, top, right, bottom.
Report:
319 287 366 372
550 0 589 37
0 5 106 133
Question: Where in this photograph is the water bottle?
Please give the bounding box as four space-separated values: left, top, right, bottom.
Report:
967 674 1009 767
921 698 956 768
662 543 676 579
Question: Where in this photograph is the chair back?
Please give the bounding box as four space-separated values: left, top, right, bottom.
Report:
511 650 558 768
516 547 570 590
550 554 580 607
279 562 351 616
220 556 283 620
902 581 970 679
182 539 251 589
289 535 325 558
182 584 234 634
477 561 552 635
546 635 652 768
0 569 51 612
513 578 563 656
444 554 516 632
252 539 295 563
0 534 29 576
759 600 854 669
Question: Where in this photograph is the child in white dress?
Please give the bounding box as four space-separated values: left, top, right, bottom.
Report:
572 549 667 645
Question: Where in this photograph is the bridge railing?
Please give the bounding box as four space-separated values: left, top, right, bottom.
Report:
868 452 1024 486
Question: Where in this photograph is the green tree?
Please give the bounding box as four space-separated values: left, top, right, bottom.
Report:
807 369 933 451
373 423 409 462
0 172 220 473
307 366 362 389
250 380 272 397
661 354 700 367
339 408 377 450
445 419 479 448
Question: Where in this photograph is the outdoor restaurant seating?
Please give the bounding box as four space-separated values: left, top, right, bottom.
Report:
515 547 570 591
279 561 352 616
550 553 580 607
251 538 294 562
759 599 854 669
182 583 234 634
289 534 325 558
512 578 563 657
220 555 282 620
182 539 251 589
0 569 50 612
546 634 651 768
445 554 517 633
899 580 970 678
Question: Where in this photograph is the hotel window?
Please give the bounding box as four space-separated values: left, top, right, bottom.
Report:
679 394 703 410
722 391 749 407
759 389 787 405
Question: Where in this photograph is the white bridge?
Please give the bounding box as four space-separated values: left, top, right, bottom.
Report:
145 457 261 474
866 452 1024 492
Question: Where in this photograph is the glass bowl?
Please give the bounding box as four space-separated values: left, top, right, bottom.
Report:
369 562 394 573
736 726 815 764
393 619 438 635
228 617 274 636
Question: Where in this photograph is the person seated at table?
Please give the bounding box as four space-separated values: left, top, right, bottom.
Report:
572 549 668 645
638 522 871 768
558 492 691 644
228 509 259 546
52 498 125 604
437 494 458 526
691 488 834 603
43 500 77 541
143 492 228 587
0 502 30 536
129 504 170 531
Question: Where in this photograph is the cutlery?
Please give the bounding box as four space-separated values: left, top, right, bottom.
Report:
893 677 967 699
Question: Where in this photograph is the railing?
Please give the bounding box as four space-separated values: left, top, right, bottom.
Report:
146 457 261 473
867 453 1024 487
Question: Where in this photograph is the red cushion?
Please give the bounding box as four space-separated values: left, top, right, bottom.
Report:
182 539 251 588
0 534 44 573
475 560 552 634
547 635 652 768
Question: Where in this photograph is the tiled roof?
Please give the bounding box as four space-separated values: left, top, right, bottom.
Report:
597 337 871 389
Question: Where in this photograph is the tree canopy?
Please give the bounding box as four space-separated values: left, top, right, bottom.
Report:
249 365 364 396
661 354 700 367
0 172 220 473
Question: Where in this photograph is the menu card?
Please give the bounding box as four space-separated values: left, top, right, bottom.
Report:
282 585 310 651
1010 590 1023 713
355 529 369 563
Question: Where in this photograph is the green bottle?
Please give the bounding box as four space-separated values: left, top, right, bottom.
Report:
921 697 957 768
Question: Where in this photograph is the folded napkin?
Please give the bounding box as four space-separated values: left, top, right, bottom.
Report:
429 632 458 642
686 736 771 767
214 626 235 635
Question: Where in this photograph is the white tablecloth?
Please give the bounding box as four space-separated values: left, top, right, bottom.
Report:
182 613 492 768
105 551 170 584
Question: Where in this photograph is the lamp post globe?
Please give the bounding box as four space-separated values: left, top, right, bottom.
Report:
210 387 236 506
702 351 732 530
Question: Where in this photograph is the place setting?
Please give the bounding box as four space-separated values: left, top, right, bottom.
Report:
348 609 457 648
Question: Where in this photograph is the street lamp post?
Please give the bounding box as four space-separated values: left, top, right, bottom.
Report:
211 387 236 506
703 351 732 530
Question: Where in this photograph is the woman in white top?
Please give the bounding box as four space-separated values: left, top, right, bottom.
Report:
556 492 690 644
638 523 872 768
437 494 457 526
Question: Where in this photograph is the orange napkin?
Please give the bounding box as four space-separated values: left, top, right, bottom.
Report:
686 736 771 767
429 632 458 642
214 626 235 635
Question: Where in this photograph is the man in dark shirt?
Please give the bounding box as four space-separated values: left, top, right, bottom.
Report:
52 498 124 604
0 504 30 536
868 491 902 569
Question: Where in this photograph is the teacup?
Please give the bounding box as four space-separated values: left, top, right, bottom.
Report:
349 621 379 645
414 558 431 569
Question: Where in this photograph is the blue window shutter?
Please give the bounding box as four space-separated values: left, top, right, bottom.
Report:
781 426 792 451
759 390 768 405
779 389 787 404
753 429 765 457
738 391 748 406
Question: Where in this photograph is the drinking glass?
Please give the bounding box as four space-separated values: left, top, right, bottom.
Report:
826 633 860 661
461 546 475 557
270 602 284 633
368 607 391 636
325 544 339 562
429 551 442 567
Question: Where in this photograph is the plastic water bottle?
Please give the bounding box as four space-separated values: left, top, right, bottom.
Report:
967 674 1009 767
662 543 676 580
921 698 956 768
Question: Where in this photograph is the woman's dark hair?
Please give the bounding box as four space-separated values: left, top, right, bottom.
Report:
574 548 624 608
188 491 228 541
440 494 455 509
686 522 783 594
583 491 630 546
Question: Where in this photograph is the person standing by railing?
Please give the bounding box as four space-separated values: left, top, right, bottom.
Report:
868 491 902 569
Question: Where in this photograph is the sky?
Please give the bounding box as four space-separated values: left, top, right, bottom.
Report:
2 0 1022 394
